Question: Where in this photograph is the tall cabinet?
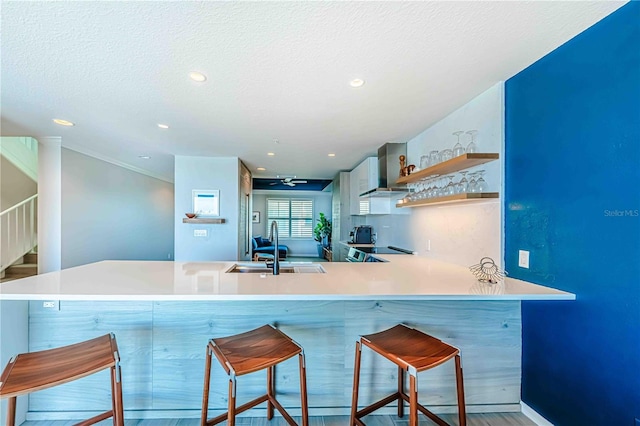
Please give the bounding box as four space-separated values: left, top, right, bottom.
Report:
238 162 252 261
331 171 353 262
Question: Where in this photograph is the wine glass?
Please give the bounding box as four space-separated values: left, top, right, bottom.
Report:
445 175 456 196
429 150 440 166
467 172 478 193
440 149 453 163
476 170 489 192
420 155 429 170
416 179 426 200
465 130 478 153
406 183 416 202
427 175 439 198
456 171 469 193
452 131 465 157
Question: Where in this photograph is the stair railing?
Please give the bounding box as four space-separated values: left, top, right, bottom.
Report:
0 194 37 272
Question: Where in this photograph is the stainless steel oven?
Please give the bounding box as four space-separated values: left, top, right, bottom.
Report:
346 246 414 262
346 247 367 262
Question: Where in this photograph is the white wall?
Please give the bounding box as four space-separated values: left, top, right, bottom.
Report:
365 83 504 267
252 190 332 257
61 148 174 268
174 156 240 261
0 156 37 211
0 137 38 182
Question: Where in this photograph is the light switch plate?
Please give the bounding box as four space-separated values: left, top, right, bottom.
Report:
518 250 530 268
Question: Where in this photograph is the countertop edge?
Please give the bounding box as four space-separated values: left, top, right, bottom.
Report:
0 293 576 301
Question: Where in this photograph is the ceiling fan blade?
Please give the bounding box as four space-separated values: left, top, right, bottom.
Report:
284 182 295 186
291 180 307 184
269 182 278 185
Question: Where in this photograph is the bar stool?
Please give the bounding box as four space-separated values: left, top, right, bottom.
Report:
201 324 309 426
0 333 124 426
350 324 466 426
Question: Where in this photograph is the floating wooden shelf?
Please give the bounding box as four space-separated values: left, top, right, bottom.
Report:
182 218 226 224
396 192 499 208
396 153 499 185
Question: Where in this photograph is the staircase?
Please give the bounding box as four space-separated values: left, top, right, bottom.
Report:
1 252 37 282
1 137 39 281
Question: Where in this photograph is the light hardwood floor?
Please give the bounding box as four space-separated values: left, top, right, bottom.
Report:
21 412 536 426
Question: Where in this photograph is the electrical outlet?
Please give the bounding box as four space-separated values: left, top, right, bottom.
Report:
194 229 208 237
42 301 59 310
518 250 530 268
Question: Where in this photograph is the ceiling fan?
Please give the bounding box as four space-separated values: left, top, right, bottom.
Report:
270 177 308 187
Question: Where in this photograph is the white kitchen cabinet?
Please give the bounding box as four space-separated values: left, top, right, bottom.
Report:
349 156 409 215
335 241 351 262
349 157 377 215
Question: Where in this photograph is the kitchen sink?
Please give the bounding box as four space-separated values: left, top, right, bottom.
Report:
226 263 326 274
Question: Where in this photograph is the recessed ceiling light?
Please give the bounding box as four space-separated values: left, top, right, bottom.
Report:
328 153 336 157
267 152 275 156
257 167 266 171
157 124 169 129
350 79 365 88
53 118 74 126
189 71 207 82
139 155 151 160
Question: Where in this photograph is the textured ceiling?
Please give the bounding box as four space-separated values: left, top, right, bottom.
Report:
0 1 625 182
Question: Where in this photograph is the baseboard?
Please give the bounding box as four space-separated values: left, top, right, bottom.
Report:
26 404 522 420
521 401 554 426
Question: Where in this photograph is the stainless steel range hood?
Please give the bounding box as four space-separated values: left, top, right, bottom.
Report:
359 143 409 198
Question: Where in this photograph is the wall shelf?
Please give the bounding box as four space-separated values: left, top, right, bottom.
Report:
182 218 226 224
396 192 499 208
396 153 499 185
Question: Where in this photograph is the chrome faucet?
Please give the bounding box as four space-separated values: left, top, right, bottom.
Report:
269 220 280 275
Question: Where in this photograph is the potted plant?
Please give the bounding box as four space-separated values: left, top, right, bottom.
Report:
313 213 332 257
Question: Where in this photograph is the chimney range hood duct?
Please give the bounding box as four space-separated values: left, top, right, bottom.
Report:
359 143 409 198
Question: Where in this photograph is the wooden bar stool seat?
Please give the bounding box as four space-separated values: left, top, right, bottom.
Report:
350 324 466 426
201 324 309 426
0 333 124 426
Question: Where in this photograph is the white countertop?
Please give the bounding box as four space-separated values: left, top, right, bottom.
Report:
0 256 574 301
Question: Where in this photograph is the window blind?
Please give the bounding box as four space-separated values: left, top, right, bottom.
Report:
267 198 313 238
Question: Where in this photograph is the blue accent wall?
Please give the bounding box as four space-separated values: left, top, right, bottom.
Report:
505 3 640 424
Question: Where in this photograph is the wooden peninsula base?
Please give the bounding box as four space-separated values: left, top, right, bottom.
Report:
27 299 521 420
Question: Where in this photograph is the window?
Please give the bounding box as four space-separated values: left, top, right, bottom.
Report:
267 198 313 238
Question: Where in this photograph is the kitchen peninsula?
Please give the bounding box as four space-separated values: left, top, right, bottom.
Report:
0 257 573 421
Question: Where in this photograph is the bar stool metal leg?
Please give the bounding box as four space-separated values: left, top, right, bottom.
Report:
409 373 418 426
201 345 213 426
398 366 405 418
298 353 309 426
112 362 125 426
228 376 236 426
455 355 467 426
6 396 16 426
267 365 275 420
350 341 362 426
